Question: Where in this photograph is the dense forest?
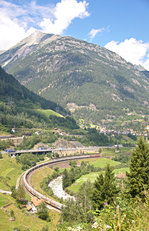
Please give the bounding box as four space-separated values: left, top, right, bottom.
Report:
0 66 78 131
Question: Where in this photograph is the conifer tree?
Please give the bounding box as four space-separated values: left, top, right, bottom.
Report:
92 164 119 210
63 169 71 189
126 136 149 200
16 185 25 201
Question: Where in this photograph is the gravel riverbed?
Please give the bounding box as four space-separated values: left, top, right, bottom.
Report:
48 176 75 200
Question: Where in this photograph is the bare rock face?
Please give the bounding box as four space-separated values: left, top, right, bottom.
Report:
52 138 83 149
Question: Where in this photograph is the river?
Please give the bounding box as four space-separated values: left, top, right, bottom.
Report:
48 176 75 201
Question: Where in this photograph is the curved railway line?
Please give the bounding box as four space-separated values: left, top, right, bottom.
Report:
22 154 101 211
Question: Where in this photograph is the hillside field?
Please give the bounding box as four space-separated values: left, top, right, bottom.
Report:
36 109 63 118
0 155 23 190
78 157 121 168
0 193 60 231
68 167 129 193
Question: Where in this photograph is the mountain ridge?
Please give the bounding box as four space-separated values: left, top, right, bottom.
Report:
0 31 149 129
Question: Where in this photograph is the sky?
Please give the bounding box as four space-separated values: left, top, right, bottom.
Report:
0 0 149 70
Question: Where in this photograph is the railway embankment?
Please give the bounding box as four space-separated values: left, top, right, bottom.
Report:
22 154 101 210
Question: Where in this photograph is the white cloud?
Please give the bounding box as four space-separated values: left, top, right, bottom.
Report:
40 0 89 34
105 38 149 70
0 0 89 50
89 28 104 40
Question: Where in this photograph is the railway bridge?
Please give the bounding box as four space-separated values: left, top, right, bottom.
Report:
12 146 101 157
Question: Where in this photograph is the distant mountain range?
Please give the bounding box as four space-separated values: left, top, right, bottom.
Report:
0 31 149 128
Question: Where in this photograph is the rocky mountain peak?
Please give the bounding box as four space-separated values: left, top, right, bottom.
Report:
21 30 47 45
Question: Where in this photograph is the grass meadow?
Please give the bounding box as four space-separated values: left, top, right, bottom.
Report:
36 109 63 118
68 167 129 193
0 193 60 231
0 155 23 190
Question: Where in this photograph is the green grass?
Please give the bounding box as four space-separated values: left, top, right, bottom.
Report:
0 193 60 231
66 158 122 193
68 167 129 193
30 165 55 199
79 157 121 168
0 156 23 190
0 193 10 207
1 168 15 177
36 109 63 118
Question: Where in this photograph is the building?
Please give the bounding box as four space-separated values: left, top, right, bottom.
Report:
31 197 44 207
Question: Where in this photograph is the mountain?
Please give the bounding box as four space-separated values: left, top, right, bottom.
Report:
0 31 149 129
134 64 146 71
0 51 5 55
142 71 149 79
0 66 78 131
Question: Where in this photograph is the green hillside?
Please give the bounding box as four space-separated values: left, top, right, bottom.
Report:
0 66 78 131
36 109 63 118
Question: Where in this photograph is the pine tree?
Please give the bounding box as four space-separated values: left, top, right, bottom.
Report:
126 136 149 200
92 164 119 210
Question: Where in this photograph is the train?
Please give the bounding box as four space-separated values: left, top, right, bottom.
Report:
22 153 101 210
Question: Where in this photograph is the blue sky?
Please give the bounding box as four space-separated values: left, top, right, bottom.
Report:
0 0 149 69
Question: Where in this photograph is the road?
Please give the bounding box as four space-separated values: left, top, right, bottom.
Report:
0 189 12 195
13 146 112 156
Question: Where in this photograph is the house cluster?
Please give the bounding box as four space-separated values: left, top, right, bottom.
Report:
99 127 148 137
21 197 44 213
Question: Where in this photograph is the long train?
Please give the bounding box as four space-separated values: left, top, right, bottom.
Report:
22 153 101 210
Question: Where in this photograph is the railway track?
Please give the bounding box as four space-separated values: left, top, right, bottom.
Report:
22 153 101 211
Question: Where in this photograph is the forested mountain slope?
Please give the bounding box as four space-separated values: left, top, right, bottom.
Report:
0 31 149 127
0 67 78 131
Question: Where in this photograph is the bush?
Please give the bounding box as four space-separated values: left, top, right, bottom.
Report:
37 203 50 221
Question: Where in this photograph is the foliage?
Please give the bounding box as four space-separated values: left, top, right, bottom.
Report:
0 66 79 131
69 160 77 167
0 152 3 159
79 128 109 146
48 115 79 129
61 181 94 224
10 210 15 218
62 161 102 189
113 152 130 163
126 136 149 200
91 193 149 231
92 164 119 210
16 185 26 201
40 175 54 197
16 153 44 170
54 166 59 172
37 203 50 221
11 186 17 199
17 132 59 150
41 225 49 231
11 185 26 202
93 198 139 231
0 139 14 150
